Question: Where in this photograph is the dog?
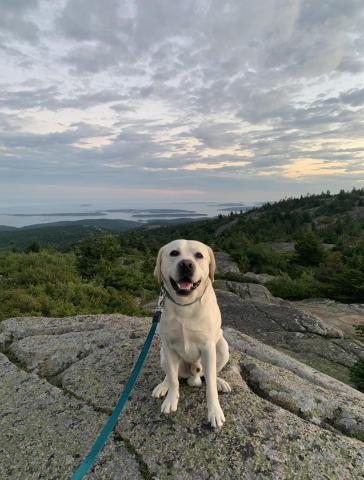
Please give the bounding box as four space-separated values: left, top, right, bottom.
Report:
152 239 231 428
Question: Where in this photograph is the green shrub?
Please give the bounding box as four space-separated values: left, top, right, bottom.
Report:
295 230 326 266
231 242 287 275
350 359 364 392
0 248 146 321
75 233 122 279
356 325 364 336
266 272 324 300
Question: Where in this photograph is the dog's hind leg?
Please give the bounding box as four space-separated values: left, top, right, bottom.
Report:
152 377 169 398
216 336 231 393
187 375 203 387
216 336 229 372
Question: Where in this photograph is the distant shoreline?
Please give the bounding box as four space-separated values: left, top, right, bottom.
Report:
0 203 257 228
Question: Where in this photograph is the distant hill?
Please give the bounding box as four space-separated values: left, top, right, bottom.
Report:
1 188 363 254
123 188 364 248
121 188 363 303
19 218 140 231
0 216 206 250
0 225 17 232
0 219 141 250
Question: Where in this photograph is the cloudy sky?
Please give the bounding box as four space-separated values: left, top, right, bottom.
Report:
1 0 364 207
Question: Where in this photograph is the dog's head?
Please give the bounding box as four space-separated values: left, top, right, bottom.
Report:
154 239 216 297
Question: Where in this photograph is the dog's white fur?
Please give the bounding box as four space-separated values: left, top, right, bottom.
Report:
152 239 230 428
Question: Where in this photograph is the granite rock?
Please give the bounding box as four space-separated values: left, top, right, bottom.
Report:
1 314 364 479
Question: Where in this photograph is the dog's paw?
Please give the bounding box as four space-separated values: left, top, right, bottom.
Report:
152 381 168 398
187 375 203 387
208 404 225 428
161 394 179 414
217 377 231 393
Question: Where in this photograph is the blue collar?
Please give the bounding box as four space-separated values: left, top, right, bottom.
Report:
160 280 209 307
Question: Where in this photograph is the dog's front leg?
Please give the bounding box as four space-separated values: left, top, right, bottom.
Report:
160 345 180 414
201 342 225 428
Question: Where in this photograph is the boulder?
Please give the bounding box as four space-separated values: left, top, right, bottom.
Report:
214 251 240 275
292 299 364 336
216 282 364 385
0 314 364 479
267 242 295 253
243 272 279 284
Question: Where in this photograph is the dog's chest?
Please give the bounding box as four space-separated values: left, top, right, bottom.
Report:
164 323 203 362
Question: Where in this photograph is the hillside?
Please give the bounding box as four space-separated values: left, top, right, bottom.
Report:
123 188 364 247
0 217 208 251
0 219 141 251
0 225 17 232
122 188 364 303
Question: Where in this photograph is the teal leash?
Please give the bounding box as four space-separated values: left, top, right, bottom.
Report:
70 287 166 480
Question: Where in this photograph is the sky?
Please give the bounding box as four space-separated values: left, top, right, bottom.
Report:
1 0 364 207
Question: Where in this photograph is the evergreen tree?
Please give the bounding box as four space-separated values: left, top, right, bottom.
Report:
295 230 325 266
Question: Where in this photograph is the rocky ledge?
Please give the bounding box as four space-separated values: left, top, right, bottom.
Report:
217 281 364 385
1 313 364 479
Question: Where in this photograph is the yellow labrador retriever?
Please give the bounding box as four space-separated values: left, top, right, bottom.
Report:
152 239 231 428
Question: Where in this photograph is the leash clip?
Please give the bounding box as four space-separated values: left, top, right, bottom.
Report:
152 284 166 323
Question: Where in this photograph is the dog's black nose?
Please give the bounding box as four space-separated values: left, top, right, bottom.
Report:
178 259 195 276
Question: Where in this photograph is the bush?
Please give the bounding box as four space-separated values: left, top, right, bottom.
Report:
75 233 122 279
231 242 287 275
350 359 364 392
356 325 364 336
295 230 325 266
0 249 146 320
25 240 41 253
266 272 324 300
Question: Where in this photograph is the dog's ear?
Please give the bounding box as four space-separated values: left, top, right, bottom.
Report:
154 246 164 283
208 246 216 282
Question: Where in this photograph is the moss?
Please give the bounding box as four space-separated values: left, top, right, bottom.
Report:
115 433 153 480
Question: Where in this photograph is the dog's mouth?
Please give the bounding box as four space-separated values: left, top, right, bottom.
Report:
170 277 202 296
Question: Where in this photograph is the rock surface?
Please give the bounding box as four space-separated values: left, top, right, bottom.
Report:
1 313 364 479
292 299 364 336
214 251 240 274
243 272 279 284
266 242 335 253
217 282 364 384
266 242 296 253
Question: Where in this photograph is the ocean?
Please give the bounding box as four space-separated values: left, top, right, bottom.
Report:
0 201 260 228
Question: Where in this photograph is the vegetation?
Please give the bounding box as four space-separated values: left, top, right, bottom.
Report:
0 188 363 321
0 219 140 251
0 239 157 321
121 188 364 302
350 360 364 393
350 325 364 392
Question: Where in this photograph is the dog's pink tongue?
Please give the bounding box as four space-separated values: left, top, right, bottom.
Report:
178 281 193 290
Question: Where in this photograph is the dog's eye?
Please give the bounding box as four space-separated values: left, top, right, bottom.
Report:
195 252 203 259
170 250 180 257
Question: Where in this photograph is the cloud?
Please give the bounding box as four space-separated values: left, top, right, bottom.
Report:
144 159 250 172
0 0 40 44
281 158 364 178
1 0 364 203
141 188 205 197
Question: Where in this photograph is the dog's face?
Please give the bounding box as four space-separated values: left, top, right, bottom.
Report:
154 239 216 297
